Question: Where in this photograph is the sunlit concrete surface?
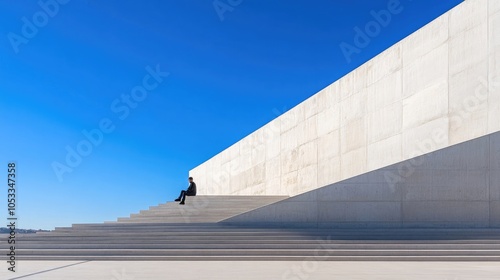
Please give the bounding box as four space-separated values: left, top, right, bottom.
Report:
2 261 500 280
190 0 500 198
4 0 499 278
224 131 500 228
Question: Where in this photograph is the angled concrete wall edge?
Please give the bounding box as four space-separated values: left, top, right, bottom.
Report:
220 131 500 228
190 0 500 197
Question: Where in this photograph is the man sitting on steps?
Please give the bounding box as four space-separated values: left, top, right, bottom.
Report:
174 177 197 205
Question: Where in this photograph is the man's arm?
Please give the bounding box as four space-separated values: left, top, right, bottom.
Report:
187 182 194 192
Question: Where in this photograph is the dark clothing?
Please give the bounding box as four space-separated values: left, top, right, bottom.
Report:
178 182 196 203
178 190 194 203
186 182 197 196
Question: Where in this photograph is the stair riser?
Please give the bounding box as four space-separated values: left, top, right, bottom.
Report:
14 250 500 257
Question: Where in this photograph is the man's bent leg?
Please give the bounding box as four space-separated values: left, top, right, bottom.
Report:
181 190 190 204
175 190 186 202
179 190 187 204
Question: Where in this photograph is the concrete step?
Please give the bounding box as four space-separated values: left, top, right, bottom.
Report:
112 195 288 224
14 255 500 261
13 249 500 260
13 195 500 261
13 243 500 250
49 225 500 233
40 228 500 235
15 248 500 255
8 239 500 245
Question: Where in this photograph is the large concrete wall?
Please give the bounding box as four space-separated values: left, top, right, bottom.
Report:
223 131 500 228
190 0 500 196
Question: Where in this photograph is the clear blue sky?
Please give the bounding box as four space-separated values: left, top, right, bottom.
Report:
0 0 462 230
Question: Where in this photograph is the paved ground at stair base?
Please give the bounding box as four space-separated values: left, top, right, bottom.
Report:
2 261 499 279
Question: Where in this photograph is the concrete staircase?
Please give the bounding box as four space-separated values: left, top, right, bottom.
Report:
112 195 288 223
9 196 500 261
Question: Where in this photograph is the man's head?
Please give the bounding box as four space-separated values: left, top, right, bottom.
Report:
188 177 194 183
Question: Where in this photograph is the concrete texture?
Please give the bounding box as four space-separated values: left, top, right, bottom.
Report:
15 227 500 261
112 195 288 223
5 2 499 278
223 131 500 228
2 261 500 280
189 0 500 197
6 195 500 261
